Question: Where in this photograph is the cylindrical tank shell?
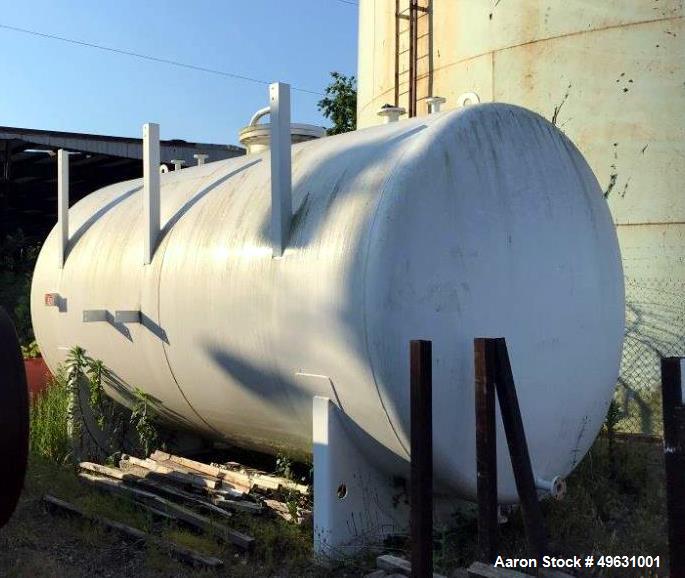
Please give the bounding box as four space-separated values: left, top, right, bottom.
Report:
31 104 624 502
356 1 685 428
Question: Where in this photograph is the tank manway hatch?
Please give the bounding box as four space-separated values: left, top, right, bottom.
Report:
238 106 325 155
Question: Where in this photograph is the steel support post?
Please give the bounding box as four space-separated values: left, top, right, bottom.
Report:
474 338 499 563
410 339 433 578
662 357 685 578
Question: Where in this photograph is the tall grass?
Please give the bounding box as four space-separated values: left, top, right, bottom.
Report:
29 366 71 463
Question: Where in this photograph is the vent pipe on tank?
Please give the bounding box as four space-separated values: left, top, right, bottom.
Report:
57 149 69 268
194 153 208 166
425 96 446 114
269 82 292 258
377 104 406 123
143 122 160 265
171 159 185 171
250 106 271 127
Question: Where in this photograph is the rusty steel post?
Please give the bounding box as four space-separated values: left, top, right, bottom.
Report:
494 338 547 566
410 339 433 578
661 357 685 578
408 0 417 117
395 0 400 108
474 338 499 563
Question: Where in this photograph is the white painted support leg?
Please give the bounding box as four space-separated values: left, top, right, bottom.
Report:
57 149 69 268
269 82 292 258
313 396 409 557
143 122 160 265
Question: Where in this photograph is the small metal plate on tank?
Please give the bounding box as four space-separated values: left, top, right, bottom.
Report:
82 310 107 323
44 293 59 306
114 310 141 324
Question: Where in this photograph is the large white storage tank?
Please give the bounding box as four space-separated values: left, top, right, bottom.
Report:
31 104 624 502
357 0 685 433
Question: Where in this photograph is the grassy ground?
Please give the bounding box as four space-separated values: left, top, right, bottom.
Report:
0 455 377 577
430 437 668 577
0 436 668 577
1 371 669 577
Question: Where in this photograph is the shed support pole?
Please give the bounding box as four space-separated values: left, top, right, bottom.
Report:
474 338 498 563
269 82 292 258
143 123 160 265
410 339 433 578
662 357 685 578
57 149 69 268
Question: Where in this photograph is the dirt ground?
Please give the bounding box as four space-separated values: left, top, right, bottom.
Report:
0 437 670 578
0 457 369 578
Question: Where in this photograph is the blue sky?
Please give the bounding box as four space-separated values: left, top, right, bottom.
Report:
0 0 358 145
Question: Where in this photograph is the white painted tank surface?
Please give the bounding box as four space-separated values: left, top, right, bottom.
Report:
357 1 685 436
31 104 624 502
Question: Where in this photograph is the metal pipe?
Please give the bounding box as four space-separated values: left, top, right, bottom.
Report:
171 159 185 171
534 475 567 500
143 123 160 265
269 83 292 258
194 153 209 166
57 149 69 268
249 106 271 127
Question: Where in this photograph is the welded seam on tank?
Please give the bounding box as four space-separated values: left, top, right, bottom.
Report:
154 163 236 439
616 221 685 227
359 122 439 459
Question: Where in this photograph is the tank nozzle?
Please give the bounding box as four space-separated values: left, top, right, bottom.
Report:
425 96 446 114
535 475 567 500
194 153 209 166
377 104 406 123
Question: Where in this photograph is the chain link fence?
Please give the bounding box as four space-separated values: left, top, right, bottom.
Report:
616 277 685 436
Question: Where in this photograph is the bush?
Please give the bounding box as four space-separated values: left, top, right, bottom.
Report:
0 230 41 345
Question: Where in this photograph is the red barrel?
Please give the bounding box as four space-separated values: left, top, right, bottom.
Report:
24 356 51 397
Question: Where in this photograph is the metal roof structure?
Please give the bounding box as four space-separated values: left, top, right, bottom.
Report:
0 126 245 240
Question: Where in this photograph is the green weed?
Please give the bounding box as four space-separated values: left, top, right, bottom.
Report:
29 366 71 463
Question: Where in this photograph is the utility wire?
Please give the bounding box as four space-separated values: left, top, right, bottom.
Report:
0 22 324 96
335 0 359 5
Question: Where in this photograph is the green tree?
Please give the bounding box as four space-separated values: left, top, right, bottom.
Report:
317 72 357 135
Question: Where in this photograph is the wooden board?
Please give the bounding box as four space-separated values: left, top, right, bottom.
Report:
376 554 447 578
78 465 237 521
119 455 218 491
78 473 254 550
43 494 223 568
150 450 309 495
